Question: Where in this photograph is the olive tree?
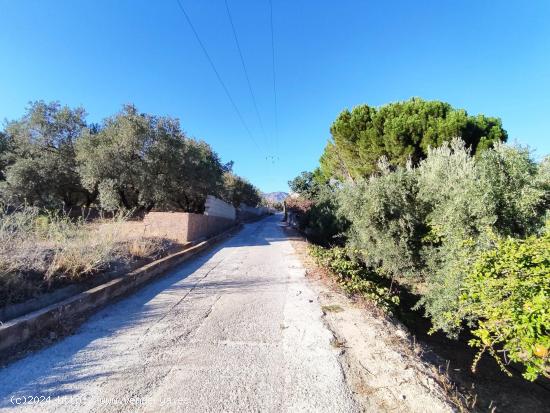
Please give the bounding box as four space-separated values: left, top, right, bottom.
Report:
76 105 226 212
1 101 90 207
222 172 261 207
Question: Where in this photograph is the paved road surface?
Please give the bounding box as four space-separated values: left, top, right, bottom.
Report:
0 215 358 412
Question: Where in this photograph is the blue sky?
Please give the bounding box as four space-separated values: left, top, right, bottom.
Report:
1 1 549 192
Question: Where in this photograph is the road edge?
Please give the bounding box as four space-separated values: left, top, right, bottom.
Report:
0 223 243 356
283 224 464 413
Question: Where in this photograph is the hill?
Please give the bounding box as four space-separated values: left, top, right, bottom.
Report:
262 192 288 203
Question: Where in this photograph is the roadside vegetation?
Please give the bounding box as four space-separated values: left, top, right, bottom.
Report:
287 97 549 382
0 205 171 306
0 101 261 212
0 101 264 308
309 245 400 314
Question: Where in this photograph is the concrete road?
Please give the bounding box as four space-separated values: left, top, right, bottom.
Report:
0 215 358 412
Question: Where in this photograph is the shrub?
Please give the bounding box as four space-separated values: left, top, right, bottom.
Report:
329 140 549 339
416 140 549 335
415 139 494 335
477 144 549 237
303 186 349 245
338 159 427 284
457 227 549 381
309 245 400 313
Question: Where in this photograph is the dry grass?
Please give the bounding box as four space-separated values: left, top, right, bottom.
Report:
0 205 172 306
46 219 123 280
321 304 344 313
126 237 169 260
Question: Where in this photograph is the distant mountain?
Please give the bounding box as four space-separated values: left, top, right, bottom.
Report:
262 192 288 203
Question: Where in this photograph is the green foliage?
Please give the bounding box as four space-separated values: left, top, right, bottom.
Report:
477 144 549 237
288 170 321 199
415 139 494 334
331 138 549 379
320 98 507 181
77 105 188 211
75 105 243 212
222 172 262 207
309 245 399 313
416 140 549 335
298 96 548 380
337 139 549 336
303 185 349 245
285 169 348 244
457 228 550 381
1 102 258 213
1 101 91 208
338 159 427 283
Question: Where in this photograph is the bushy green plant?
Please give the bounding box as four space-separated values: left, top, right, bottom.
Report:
416 140 549 335
285 171 348 244
309 245 400 313
338 159 427 284
0 101 259 213
222 172 262 208
1 101 91 208
456 227 549 381
477 144 549 237
303 185 348 245
329 139 549 342
303 97 550 381
415 139 495 334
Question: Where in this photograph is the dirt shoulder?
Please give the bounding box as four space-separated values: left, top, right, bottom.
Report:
288 225 550 413
287 230 463 413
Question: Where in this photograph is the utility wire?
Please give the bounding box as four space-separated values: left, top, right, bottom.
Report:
268 0 279 159
224 0 270 153
175 0 262 152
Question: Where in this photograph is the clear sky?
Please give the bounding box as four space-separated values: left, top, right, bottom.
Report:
1 1 549 192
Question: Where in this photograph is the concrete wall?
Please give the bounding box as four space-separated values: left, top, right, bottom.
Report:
238 204 269 222
112 197 236 245
142 212 234 244
205 195 236 220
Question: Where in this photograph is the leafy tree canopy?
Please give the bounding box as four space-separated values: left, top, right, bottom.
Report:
288 171 320 199
1 101 90 207
76 105 227 212
319 98 508 181
222 172 261 208
1 102 262 213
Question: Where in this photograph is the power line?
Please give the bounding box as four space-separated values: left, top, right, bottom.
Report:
268 0 279 159
224 0 270 152
175 0 262 152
